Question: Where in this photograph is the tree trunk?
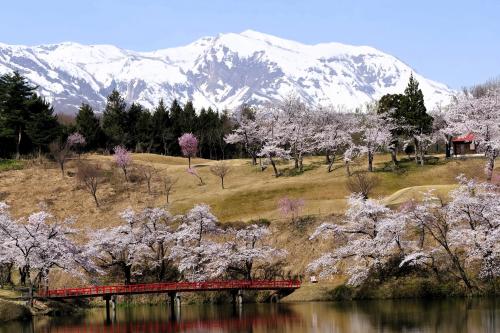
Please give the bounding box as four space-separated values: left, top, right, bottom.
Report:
345 161 352 177
269 157 279 177
221 177 225 189
124 265 132 285
485 150 495 181
390 142 398 167
15 129 22 160
414 138 419 164
92 193 100 207
251 154 257 166
368 152 374 172
445 135 453 158
325 150 331 165
327 155 335 173
188 156 191 168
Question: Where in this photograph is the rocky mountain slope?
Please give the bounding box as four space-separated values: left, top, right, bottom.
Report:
0 30 453 114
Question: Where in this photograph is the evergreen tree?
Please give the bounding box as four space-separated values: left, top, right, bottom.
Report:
377 93 404 166
101 90 128 148
151 99 172 155
400 74 433 135
169 99 184 155
75 103 103 150
0 72 37 158
126 102 146 149
25 95 61 158
134 107 153 152
400 74 433 163
181 101 197 133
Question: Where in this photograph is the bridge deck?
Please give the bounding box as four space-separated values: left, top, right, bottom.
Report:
36 280 301 299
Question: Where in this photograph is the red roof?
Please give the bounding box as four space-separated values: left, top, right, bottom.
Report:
452 133 475 142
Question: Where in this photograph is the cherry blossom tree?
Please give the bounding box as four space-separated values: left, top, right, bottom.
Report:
225 107 264 165
278 197 305 223
357 112 392 172
86 208 154 284
210 161 231 189
401 176 500 290
0 203 94 288
343 144 362 177
49 140 71 178
76 163 102 207
314 112 353 173
447 87 500 180
67 132 86 158
178 133 198 168
162 174 177 204
113 145 132 181
138 207 176 281
224 224 287 280
187 167 204 185
279 97 316 172
256 107 290 177
308 194 409 286
169 204 224 281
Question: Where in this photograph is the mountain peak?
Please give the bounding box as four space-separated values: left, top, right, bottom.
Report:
0 31 453 114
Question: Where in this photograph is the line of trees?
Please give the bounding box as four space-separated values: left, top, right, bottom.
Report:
0 203 286 288
0 72 239 160
226 75 499 180
2 71 498 182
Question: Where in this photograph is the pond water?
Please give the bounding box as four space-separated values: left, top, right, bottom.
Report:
2 298 499 333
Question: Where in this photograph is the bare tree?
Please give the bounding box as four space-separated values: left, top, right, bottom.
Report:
162 175 177 204
345 172 379 199
210 162 231 189
140 165 156 194
76 163 103 207
49 141 71 177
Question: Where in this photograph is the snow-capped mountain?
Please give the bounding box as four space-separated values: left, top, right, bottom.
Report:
0 30 453 114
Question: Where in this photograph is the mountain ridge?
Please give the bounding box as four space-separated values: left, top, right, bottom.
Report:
0 30 454 114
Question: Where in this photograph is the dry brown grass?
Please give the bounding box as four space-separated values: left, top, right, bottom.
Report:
0 153 494 229
0 152 495 290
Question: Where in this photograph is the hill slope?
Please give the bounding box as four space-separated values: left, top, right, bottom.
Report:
0 154 490 228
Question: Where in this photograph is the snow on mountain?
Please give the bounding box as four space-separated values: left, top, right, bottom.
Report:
0 30 453 114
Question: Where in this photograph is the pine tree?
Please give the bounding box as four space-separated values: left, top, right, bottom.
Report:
25 95 61 158
102 90 128 148
400 74 433 164
169 99 184 155
75 103 103 150
401 74 433 135
377 93 405 166
151 99 172 155
0 72 37 159
134 107 153 152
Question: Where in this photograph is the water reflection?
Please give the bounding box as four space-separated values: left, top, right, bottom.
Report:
1 298 499 333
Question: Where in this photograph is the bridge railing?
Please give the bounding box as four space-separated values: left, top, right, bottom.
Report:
36 279 301 298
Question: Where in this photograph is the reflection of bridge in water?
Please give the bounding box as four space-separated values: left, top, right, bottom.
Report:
36 280 301 322
35 313 302 333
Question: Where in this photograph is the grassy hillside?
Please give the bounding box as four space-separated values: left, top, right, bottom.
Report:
0 153 493 228
0 153 496 291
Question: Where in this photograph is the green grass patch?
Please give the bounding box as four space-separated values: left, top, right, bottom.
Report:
0 159 24 172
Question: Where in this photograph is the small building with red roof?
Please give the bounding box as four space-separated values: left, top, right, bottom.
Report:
452 133 477 155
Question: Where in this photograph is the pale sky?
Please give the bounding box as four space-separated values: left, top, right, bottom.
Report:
1 0 499 88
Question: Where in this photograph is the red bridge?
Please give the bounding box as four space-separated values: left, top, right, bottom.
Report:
35 280 300 322
36 280 300 299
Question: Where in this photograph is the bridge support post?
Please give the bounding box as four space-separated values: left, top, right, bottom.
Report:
103 295 111 324
168 292 180 320
237 289 243 305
